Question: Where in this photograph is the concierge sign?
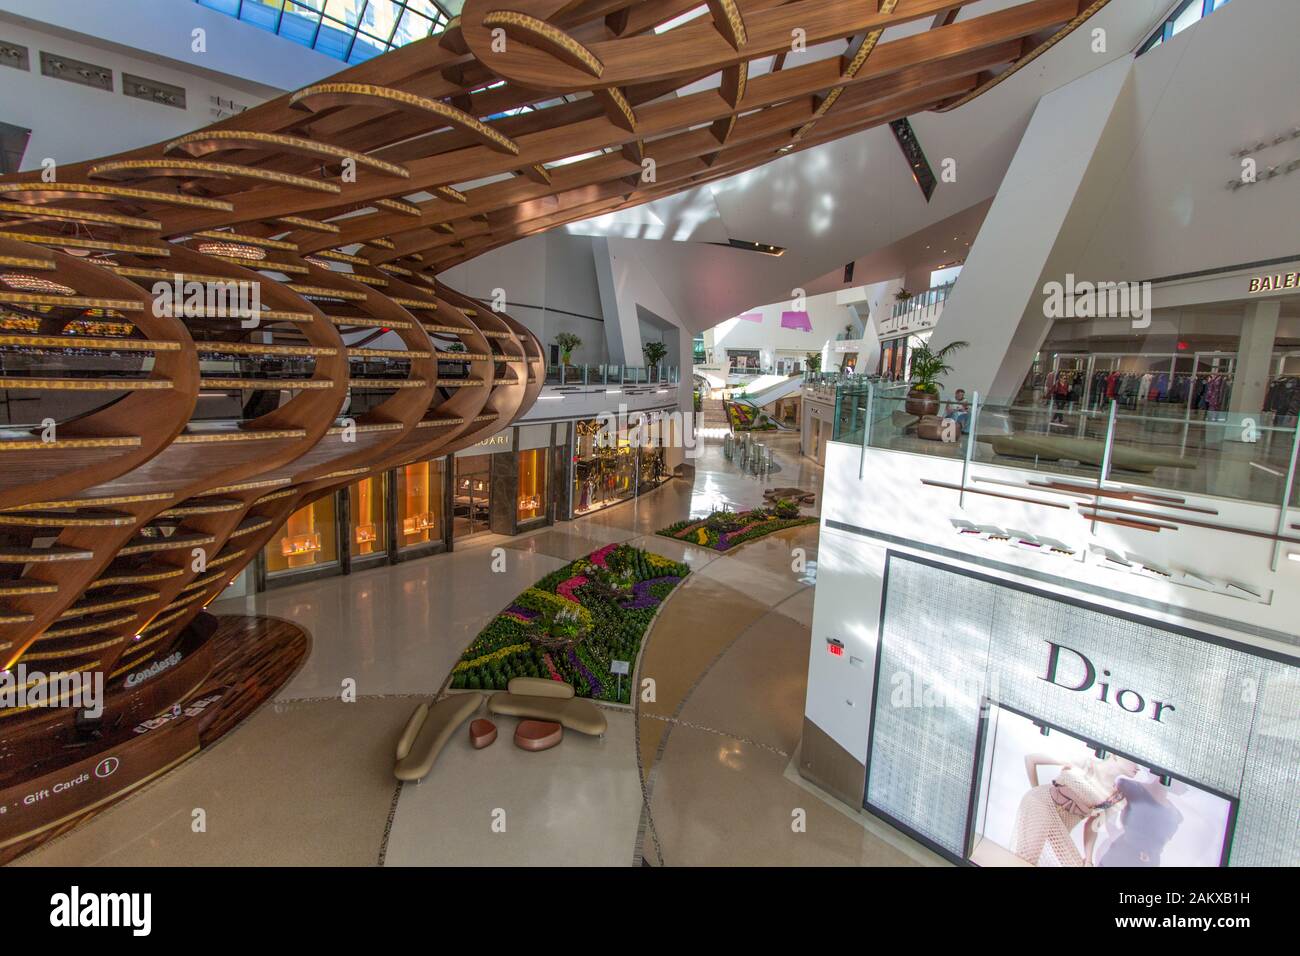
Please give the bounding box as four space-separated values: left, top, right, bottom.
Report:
863 552 1299 866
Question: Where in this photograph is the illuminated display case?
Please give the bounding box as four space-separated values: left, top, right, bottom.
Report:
349 474 388 559
397 458 445 551
516 447 548 523
265 495 339 575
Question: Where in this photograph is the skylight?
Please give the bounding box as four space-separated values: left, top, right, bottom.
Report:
194 0 462 63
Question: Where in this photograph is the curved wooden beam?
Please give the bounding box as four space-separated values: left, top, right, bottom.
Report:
289 83 521 156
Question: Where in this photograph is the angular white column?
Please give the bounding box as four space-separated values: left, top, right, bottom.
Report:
936 55 1135 400
592 236 642 366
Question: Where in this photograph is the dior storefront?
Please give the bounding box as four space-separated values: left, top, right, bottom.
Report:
863 553 1298 868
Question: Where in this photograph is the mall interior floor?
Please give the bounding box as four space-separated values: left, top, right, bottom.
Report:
14 433 937 867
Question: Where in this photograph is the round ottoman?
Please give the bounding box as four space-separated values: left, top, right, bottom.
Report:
513 719 563 752
469 718 497 749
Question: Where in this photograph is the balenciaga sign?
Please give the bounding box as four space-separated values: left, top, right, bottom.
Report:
1247 271 1299 294
1039 641 1175 723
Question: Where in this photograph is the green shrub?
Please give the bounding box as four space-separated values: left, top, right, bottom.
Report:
704 510 747 532
773 498 800 519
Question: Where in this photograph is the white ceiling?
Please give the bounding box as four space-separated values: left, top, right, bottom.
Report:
562 0 1174 333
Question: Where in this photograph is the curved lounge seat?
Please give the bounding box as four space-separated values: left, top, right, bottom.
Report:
488 677 607 736
393 692 483 782
982 434 1194 474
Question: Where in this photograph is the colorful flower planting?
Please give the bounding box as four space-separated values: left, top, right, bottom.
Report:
448 543 689 704
724 399 777 431
657 501 817 552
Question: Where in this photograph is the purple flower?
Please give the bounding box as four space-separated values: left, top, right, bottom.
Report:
619 576 681 609
567 647 603 696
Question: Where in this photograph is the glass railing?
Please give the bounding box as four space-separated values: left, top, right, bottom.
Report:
830 379 1300 511
804 369 872 388
889 281 954 320
543 364 679 386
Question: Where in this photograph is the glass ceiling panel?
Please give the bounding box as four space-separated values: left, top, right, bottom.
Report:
195 0 452 61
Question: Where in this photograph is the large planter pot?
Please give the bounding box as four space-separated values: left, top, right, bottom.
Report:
905 388 939 417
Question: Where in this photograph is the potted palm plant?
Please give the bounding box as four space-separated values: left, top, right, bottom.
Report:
905 340 968 417
643 340 668 376
805 351 821 374
554 332 582 367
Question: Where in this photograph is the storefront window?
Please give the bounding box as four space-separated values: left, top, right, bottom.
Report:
517 448 547 523
639 446 666 488
397 458 444 550
454 454 492 538
727 349 760 373
572 419 636 516
265 495 339 575
349 474 387 558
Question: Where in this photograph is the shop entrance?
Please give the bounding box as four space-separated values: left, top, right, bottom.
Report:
453 454 492 538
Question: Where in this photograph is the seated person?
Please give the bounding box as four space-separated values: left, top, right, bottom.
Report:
943 389 971 434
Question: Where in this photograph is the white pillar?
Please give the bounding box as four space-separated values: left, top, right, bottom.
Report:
591 237 642 366
1230 299 1281 417
936 55 1135 399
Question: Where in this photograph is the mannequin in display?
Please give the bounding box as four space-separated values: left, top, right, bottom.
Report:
1011 751 1138 867
1097 769 1186 867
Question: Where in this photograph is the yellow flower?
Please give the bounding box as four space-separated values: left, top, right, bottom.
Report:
455 643 529 673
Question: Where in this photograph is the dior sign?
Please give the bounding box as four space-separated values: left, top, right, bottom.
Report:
1040 641 1175 723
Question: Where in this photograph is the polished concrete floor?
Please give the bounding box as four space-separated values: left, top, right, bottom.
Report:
17 432 937 867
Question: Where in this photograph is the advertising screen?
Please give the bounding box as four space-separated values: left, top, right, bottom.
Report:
969 705 1234 867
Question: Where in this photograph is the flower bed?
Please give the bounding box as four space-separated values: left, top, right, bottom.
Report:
724 399 778 431
657 503 817 552
448 543 689 704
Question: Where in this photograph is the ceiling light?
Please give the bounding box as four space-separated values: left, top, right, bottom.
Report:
1 273 75 294
198 240 265 261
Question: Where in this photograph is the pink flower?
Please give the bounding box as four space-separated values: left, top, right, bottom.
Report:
588 544 618 568
543 653 562 680
556 574 589 603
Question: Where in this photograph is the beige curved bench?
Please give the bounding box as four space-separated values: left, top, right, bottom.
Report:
982 434 1194 473
393 692 483 782
488 677 607 737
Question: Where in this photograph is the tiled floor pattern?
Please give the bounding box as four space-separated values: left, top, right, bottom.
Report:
16 434 933 866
